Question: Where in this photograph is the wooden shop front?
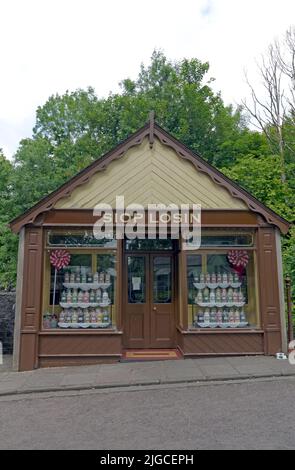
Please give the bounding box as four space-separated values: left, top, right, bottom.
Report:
10 119 290 371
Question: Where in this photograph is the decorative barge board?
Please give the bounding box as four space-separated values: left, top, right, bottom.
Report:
10 118 290 370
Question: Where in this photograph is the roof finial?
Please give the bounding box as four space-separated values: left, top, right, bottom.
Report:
149 110 155 149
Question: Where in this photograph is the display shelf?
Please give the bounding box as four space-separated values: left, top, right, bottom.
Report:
194 322 249 329
195 301 245 308
63 282 111 290
193 282 242 289
60 302 111 309
58 322 111 329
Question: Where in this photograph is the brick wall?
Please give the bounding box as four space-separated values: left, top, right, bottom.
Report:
0 292 16 354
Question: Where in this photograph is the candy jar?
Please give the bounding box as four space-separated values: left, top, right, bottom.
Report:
234 272 240 283
78 309 84 323
209 289 215 303
64 271 70 283
75 269 81 283
102 291 110 303
72 288 78 303
197 309 204 324
211 273 217 284
93 271 99 283
83 290 90 303
43 314 51 329
72 310 78 323
200 272 205 283
50 314 58 329
96 289 102 302
90 309 97 323
222 309 229 323
204 308 210 323
99 272 105 283
194 274 199 283
66 289 72 304
66 309 72 323
233 288 238 303
103 311 110 323
234 309 240 323
87 272 93 283
216 309 223 324
203 287 210 303
210 308 217 323
84 308 90 323
196 290 203 304
240 308 247 323
70 271 75 283
215 287 222 302
229 272 234 284
217 271 222 284
221 288 227 303
238 289 244 303
89 289 95 303
205 273 211 284
105 273 111 284
227 287 233 303
61 290 67 303
78 290 84 303
81 271 87 283
222 272 228 284
59 310 65 323
229 308 235 323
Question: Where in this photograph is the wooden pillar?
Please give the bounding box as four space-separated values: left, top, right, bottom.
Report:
19 227 43 371
12 228 25 371
257 227 282 355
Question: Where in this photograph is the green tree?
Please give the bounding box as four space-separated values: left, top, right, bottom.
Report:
2 50 294 288
0 151 18 288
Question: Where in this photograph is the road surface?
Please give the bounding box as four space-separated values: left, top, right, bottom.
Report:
0 377 294 450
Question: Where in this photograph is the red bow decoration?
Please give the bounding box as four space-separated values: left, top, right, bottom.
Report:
227 250 249 275
50 249 71 271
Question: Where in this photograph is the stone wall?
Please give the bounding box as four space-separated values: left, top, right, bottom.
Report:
0 292 16 354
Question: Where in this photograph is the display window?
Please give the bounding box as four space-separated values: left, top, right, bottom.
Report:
42 230 117 330
186 231 259 329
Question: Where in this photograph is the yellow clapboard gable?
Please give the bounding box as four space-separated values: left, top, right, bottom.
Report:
54 137 247 210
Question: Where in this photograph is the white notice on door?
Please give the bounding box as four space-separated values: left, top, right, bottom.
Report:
132 277 141 291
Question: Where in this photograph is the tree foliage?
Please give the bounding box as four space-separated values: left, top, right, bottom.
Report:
0 48 294 293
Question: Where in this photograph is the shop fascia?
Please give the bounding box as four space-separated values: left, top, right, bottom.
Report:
93 196 201 245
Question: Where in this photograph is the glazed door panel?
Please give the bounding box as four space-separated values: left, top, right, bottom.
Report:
123 255 149 348
123 253 175 348
150 255 175 348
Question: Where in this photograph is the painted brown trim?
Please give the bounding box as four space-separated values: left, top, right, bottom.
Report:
10 120 290 234
19 227 43 370
257 227 282 355
42 209 261 227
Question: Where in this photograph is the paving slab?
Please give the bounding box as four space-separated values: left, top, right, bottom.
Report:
198 364 240 378
0 356 294 396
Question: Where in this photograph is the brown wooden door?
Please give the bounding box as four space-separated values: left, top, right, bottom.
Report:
123 253 175 349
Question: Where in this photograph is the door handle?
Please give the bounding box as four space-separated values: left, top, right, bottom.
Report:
153 307 157 311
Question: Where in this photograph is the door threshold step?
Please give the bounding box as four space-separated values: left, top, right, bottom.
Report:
121 349 183 362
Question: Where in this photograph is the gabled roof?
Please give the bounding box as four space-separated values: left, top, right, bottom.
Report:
10 117 291 234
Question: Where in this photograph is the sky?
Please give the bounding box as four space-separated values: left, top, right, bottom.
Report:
1 0 295 159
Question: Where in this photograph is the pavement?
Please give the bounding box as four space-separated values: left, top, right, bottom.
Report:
0 354 295 397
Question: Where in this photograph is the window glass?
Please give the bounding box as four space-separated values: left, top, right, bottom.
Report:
48 231 117 248
185 232 253 248
187 251 258 329
128 256 146 303
153 256 172 303
43 252 117 330
125 238 174 251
